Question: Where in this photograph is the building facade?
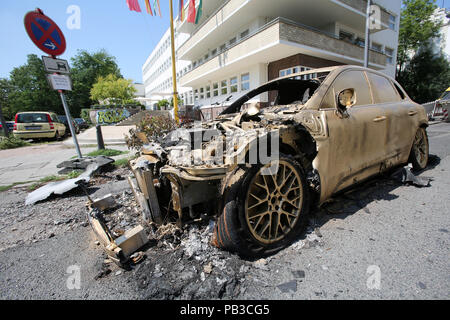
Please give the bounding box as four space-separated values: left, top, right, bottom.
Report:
143 0 401 114
430 7 450 59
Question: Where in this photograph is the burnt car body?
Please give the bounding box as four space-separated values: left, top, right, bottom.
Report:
129 65 429 257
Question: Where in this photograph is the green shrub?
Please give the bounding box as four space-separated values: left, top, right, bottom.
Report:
113 158 129 168
86 148 128 157
0 136 31 150
80 109 92 124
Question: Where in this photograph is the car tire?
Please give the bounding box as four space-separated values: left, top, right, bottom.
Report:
409 127 429 171
54 131 61 141
214 153 311 258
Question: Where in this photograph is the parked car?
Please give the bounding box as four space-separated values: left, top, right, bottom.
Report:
13 112 66 140
74 118 89 130
0 121 14 132
128 65 429 257
58 115 80 136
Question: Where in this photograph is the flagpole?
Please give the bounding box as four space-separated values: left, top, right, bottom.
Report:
169 0 179 124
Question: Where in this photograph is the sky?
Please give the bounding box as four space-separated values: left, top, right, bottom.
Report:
0 0 178 83
2 0 450 84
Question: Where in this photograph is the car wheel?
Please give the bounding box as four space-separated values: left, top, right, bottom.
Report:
214 154 311 257
54 131 61 141
409 127 429 171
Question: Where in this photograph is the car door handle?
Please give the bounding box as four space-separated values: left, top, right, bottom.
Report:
373 116 387 122
408 111 418 116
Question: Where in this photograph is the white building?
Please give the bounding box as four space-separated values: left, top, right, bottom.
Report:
430 7 450 59
142 29 191 109
143 0 401 115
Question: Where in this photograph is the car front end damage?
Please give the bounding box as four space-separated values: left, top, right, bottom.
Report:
128 104 323 238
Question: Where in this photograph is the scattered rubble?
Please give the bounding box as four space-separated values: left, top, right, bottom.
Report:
25 156 114 206
391 166 432 187
277 280 297 293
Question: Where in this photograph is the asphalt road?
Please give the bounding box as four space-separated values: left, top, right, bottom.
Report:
0 122 448 300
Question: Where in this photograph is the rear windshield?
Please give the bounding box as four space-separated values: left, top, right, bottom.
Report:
16 113 49 123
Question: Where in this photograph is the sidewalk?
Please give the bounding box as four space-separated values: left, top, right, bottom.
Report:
63 125 135 147
0 142 130 187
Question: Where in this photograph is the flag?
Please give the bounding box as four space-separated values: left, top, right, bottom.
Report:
157 0 162 17
145 0 153 15
187 0 196 23
195 0 202 24
179 0 184 21
126 0 141 12
153 0 162 17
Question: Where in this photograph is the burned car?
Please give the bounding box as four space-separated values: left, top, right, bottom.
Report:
129 65 429 257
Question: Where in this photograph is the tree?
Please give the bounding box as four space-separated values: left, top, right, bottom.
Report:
0 78 14 120
7 54 62 117
397 0 442 78
397 44 450 103
157 99 170 110
90 74 137 106
170 95 182 107
67 50 122 115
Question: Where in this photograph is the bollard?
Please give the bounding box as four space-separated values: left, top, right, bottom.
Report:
96 124 105 150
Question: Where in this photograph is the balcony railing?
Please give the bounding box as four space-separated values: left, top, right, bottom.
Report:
178 17 387 81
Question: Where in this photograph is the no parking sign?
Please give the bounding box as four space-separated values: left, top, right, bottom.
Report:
24 8 66 57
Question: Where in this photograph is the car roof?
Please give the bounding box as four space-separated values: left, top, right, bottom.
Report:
16 111 54 115
272 65 397 82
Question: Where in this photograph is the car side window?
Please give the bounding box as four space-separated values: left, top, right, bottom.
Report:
320 70 372 109
366 72 401 104
51 114 59 122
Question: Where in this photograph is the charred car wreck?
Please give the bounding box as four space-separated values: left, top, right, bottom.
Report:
129 66 429 257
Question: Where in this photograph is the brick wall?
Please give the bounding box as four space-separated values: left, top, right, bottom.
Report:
267 53 343 103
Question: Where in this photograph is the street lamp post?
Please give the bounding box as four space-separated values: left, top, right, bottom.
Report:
169 0 180 125
364 0 372 68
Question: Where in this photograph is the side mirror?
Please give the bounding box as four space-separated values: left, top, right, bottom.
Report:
336 88 356 112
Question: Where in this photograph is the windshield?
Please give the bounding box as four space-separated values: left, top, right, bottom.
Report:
16 113 49 123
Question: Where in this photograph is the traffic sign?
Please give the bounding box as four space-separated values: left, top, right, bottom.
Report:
42 56 70 74
47 74 72 91
24 9 66 56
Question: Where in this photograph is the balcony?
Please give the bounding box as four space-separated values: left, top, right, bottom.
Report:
177 0 392 62
179 18 386 87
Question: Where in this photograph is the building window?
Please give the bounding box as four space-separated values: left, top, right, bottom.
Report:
229 37 236 46
389 14 396 30
240 29 249 39
355 37 365 47
211 48 217 56
221 80 228 95
241 73 250 91
279 66 316 80
200 87 204 100
206 85 211 98
194 89 199 101
385 47 394 64
230 77 238 93
220 44 226 52
213 83 219 97
371 42 383 53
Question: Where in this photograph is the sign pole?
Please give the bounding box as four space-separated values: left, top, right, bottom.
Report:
59 90 82 159
24 8 82 159
169 0 180 124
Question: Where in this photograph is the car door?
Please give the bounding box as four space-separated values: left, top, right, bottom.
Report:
50 113 63 135
366 72 417 169
319 69 389 197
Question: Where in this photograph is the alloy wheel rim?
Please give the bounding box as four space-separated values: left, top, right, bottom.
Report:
245 160 303 244
414 129 428 168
